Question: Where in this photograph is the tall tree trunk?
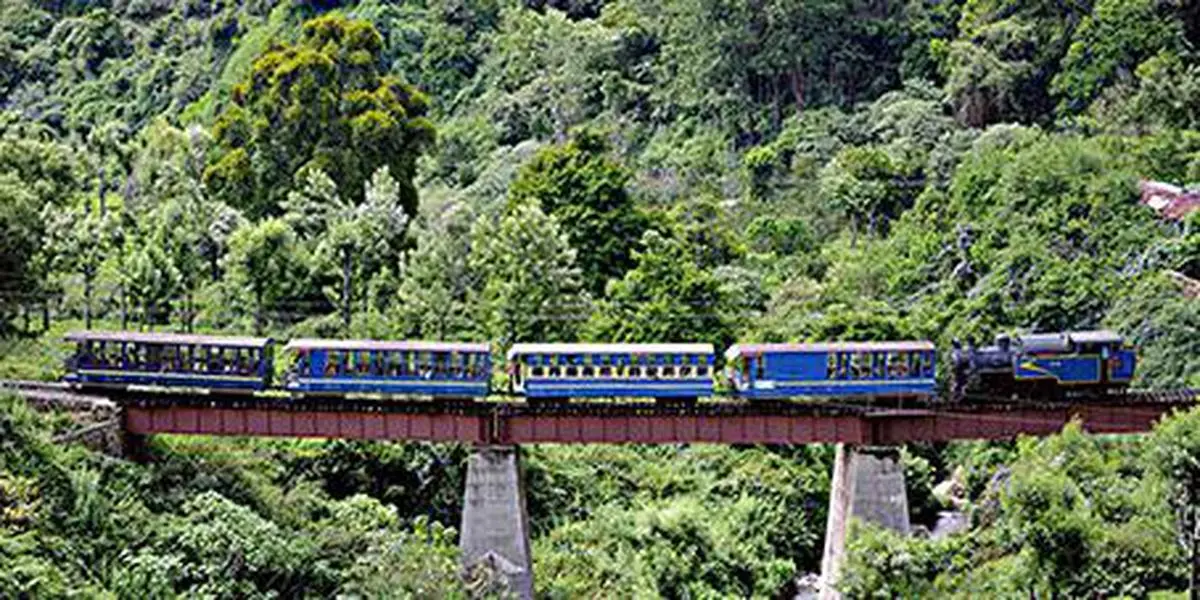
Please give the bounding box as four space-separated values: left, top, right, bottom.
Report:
1191 505 1199 600
254 287 264 336
341 245 352 332
83 267 93 330
120 287 128 330
790 65 805 113
95 164 104 217
41 297 49 332
770 77 782 133
186 290 194 333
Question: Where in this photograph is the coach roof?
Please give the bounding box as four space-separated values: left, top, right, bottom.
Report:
64 331 272 348
284 339 491 353
725 341 935 358
507 343 714 360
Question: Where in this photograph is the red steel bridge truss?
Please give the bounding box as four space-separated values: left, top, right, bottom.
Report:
111 389 1200 445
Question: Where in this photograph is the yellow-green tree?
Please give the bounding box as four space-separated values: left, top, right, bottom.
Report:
204 15 434 220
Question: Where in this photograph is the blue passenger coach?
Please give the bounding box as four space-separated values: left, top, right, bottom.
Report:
725 341 937 399
283 339 492 398
64 331 274 391
507 343 716 400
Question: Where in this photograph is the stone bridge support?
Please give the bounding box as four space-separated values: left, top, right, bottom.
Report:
460 445 533 599
819 444 910 599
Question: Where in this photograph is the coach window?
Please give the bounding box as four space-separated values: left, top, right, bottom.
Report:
597 355 611 377
756 355 766 379
75 341 87 368
847 353 863 379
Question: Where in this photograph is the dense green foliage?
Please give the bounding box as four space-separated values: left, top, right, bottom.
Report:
2 0 1200 595
837 413 1200 597
0 394 468 597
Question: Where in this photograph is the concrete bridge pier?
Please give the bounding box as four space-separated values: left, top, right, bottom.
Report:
460 445 533 599
819 444 910 599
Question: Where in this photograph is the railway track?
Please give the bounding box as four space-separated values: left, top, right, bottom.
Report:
0 379 115 408
3 379 1195 418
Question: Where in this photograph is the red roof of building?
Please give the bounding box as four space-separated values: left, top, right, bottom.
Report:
1139 180 1200 220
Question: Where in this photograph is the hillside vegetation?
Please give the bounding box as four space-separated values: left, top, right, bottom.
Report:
2 0 1200 596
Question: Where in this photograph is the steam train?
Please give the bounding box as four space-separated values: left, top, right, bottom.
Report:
61 329 1136 402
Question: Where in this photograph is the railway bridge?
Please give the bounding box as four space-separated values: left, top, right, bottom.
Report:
8 380 1198 599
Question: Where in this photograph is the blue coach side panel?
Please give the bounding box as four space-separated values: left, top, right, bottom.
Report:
727 341 937 399
285 339 492 398
508 343 715 400
63 331 274 391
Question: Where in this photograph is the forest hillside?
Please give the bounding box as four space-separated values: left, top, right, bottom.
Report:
2 0 1200 597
